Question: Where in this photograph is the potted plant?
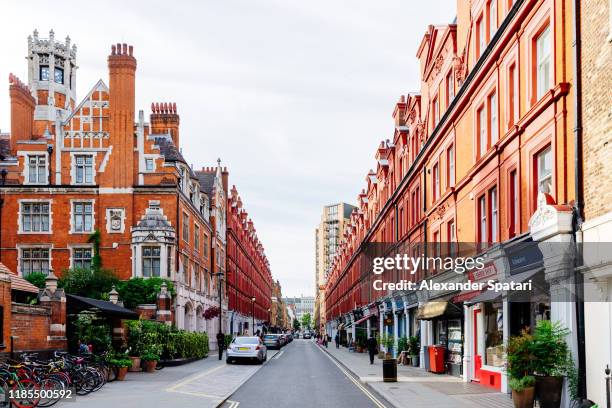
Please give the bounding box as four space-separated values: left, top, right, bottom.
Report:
126 320 144 372
408 336 420 367
383 334 395 359
506 329 536 408
110 357 132 381
509 376 536 408
530 320 574 408
141 350 160 373
377 334 385 359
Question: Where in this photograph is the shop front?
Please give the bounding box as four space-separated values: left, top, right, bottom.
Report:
417 300 463 376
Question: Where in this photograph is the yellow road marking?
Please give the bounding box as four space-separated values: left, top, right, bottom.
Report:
315 343 388 408
165 363 226 392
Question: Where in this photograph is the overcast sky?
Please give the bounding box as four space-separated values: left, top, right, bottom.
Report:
0 0 456 297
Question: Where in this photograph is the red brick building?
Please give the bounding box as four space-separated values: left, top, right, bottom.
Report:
325 0 579 397
226 186 272 335
0 31 276 351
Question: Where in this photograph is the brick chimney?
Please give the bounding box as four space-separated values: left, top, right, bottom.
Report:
9 73 35 152
107 43 136 187
150 102 180 146
393 95 407 127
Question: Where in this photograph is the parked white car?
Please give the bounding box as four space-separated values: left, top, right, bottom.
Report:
226 336 267 364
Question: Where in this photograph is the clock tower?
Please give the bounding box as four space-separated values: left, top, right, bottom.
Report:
26 29 77 137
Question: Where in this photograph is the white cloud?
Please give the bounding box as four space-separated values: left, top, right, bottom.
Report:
0 0 456 296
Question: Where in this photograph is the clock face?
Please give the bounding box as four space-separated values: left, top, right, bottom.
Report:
40 66 49 81
54 68 64 84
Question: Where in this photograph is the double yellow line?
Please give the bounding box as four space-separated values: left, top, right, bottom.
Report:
315 344 388 408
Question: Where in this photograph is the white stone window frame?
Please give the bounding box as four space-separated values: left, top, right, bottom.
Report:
69 199 96 235
68 243 94 269
70 152 97 185
105 207 126 234
18 151 49 185
18 199 53 235
16 244 53 277
143 154 157 172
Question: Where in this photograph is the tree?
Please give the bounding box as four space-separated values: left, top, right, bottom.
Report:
301 313 312 330
292 318 300 331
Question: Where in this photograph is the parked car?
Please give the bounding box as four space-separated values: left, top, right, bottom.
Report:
303 332 311 339
226 336 267 364
277 334 287 347
293 333 300 339
263 334 282 349
285 333 293 343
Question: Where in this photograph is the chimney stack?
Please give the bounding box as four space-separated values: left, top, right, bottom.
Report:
9 73 35 152
150 102 180 146
107 43 136 187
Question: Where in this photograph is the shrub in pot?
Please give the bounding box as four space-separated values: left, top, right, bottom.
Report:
141 351 160 373
408 336 420 367
110 358 132 381
531 321 574 408
509 376 536 408
126 320 144 372
383 334 395 359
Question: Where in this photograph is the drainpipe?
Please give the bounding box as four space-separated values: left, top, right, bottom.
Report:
571 0 587 399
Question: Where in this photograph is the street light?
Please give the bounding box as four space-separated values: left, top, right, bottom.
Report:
215 271 224 360
267 308 271 333
251 297 256 335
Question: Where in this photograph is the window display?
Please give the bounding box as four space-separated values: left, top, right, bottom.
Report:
484 302 504 367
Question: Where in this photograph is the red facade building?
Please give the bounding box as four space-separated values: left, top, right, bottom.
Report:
226 186 272 335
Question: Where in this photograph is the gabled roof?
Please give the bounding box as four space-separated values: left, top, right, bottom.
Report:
63 79 109 124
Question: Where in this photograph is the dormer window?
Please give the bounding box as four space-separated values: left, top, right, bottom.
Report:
74 155 94 184
39 66 50 81
145 158 154 171
54 68 64 84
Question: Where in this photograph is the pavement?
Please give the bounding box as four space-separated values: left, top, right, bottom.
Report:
321 343 515 408
69 348 279 408
225 339 388 408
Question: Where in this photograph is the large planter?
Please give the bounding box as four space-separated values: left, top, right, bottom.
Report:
535 376 563 408
512 387 535 408
382 358 398 382
143 360 158 373
128 356 141 372
410 355 420 367
116 367 128 381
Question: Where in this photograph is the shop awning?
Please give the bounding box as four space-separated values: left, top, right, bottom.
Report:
416 301 449 320
337 323 345 330
67 294 139 319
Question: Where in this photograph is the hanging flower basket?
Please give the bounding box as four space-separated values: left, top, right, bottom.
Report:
203 306 221 320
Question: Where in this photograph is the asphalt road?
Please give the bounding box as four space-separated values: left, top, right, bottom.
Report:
226 339 388 408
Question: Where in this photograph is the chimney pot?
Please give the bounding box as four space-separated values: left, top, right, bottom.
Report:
128 45 133 56
122 43 127 54
111 44 116 55
116 43 121 54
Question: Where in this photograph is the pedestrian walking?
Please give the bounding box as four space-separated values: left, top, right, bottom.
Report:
366 335 377 365
334 333 340 349
324 334 328 348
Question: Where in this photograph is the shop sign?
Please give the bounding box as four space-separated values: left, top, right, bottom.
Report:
507 241 543 275
469 263 497 282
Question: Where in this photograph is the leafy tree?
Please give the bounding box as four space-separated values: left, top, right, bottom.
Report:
115 277 175 309
73 312 112 353
59 267 119 300
292 318 300 331
25 272 47 289
301 313 312 330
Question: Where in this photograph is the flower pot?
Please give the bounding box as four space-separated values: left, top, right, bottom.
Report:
143 360 157 373
116 366 128 381
410 355 420 367
535 376 563 408
128 356 141 372
377 351 385 359
385 352 392 359
511 386 535 408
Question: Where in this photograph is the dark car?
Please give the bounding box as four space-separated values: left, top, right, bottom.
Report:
278 334 287 347
293 333 300 339
303 332 312 339
263 334 281 349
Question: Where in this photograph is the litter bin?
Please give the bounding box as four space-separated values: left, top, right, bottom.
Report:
429 345 446 374
423 346 430 372
382 358 397 382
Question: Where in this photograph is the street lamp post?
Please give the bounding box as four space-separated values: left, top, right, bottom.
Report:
215 271 224 361
251 297 256 335
267 308 271 334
